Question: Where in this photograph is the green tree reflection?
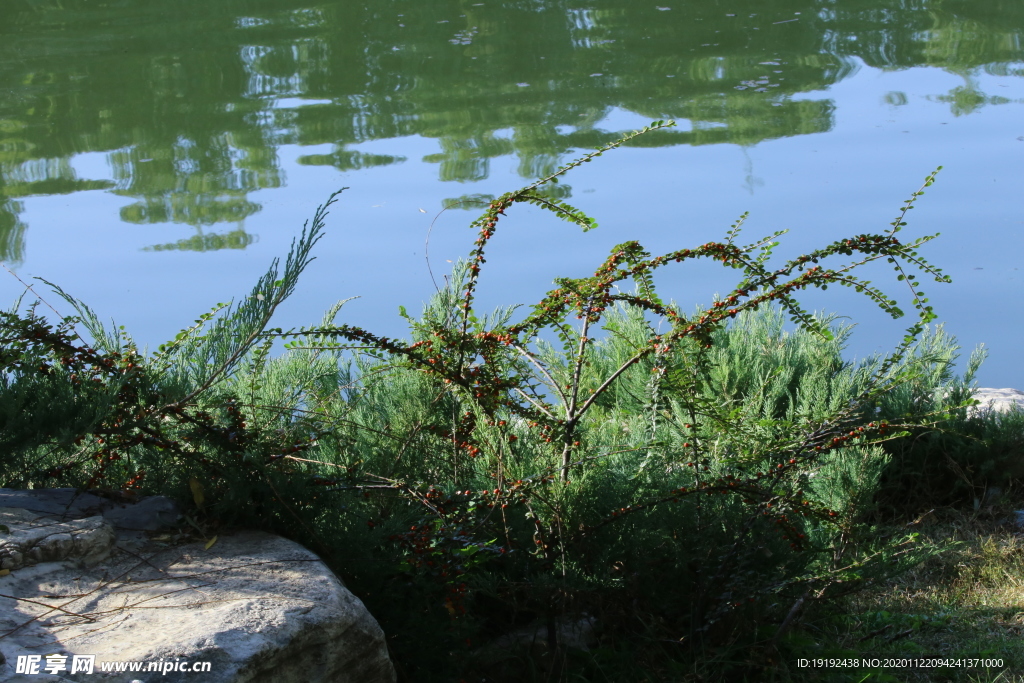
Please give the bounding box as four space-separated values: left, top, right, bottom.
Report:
0 0 1021 259
0 198 27 266
143 227 257 253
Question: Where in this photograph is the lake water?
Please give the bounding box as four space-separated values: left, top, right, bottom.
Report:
2 0 1022 388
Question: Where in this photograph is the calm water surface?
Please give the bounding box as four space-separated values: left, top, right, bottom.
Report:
2 0 1023 386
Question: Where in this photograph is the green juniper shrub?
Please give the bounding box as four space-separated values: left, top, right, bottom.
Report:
0 121 989 681
863 331 1024 517
651 300 1011 522
257 123 964 679
0 197 344 545
0 304 128 469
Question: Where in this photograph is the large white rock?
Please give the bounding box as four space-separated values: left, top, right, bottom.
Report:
968 387 1024 419
0 490 395 683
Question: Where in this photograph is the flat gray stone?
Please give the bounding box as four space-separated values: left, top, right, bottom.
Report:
0 488 113 520
0 489 182 533
101 496 181 532
0 491 395 683
0 509 115 571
